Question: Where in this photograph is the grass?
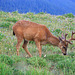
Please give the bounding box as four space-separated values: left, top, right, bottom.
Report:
0 11 75 75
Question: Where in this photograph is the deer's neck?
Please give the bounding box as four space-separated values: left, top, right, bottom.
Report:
48 35 60 46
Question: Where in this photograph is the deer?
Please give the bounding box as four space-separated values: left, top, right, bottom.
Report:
12 20 75 57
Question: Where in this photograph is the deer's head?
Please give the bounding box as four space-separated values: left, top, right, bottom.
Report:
58 31 75 55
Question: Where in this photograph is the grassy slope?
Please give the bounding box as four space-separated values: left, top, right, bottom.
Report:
0 11 75 75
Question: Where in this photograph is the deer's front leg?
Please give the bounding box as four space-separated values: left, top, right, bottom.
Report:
16 37 23 56
35 39 42 57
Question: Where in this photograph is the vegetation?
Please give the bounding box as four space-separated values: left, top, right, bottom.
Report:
63 13 74 18
0 11 75 75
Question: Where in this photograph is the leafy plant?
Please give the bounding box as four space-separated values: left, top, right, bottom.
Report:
38 12 45 14
45 54 68 62
29 41 35 44
68 52 75 58
57 16 65 19
6 17 18 23
0 22 11 28
68 19 73 23
56 58 75 74
64 13 74 18
13 69 24 75
53 29 62 36
0 54 14 66
27 57 47 67
0 62 13 75
25 68 48 75
11 55 26 63
0 32 4 41
0 61 24 75
27 12 34 15
12 11 18 15
0 11 7 15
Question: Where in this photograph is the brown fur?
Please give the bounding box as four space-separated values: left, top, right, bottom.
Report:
12 20 69 57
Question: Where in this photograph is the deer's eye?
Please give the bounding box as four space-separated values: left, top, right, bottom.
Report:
63 46 67 50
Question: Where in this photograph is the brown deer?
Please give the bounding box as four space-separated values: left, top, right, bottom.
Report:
12 20 75 57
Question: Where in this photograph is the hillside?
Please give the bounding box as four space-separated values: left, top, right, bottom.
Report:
0 11 75 75
0 0 75 15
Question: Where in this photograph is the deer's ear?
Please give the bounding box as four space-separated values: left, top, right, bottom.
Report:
59 37 62 42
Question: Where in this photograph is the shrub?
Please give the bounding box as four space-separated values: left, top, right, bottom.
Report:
0 62 24 75
25 68 48 75
12 11 18 14
57 16 65 19
0 11 7 15
0 32 4 41
38 57 47 67
56 58 75 74
45 54 68 62
13 69 24 75
0 22 11 28
68 52 75 58
0 54 14 66
6 17 18 23
0 62 13 75
11 55 25 63
38 12 44 14
23 14 35 19
26 57 47 67
53 29 62 36
64 13 74 18
27 12 34 15
68 19 73 23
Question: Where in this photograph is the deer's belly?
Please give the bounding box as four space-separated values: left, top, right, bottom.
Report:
40 41 48 45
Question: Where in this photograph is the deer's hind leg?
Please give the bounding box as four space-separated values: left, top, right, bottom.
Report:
16 37 23 56
22 40 32 57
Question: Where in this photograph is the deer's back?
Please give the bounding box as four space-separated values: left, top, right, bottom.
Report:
13 20 52 41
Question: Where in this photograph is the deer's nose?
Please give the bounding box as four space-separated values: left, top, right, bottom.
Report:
63 53 66 55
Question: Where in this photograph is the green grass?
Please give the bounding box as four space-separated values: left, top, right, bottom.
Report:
26 57 47 67
0 62 13 75
0 11 75 75
0 22 11 28
0 32 4 41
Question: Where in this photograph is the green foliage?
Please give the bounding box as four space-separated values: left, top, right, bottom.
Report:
0 22 11 28
23 13 35 19
56 58 75 74
0 32 4 41
25 68 48 75
64 13 74 18
0 62 24 75
68 52 75 58
53 29 62 36
12 11 18 14
29 41 35 44
27 57 47 67
0 54 14 66
57 16 65 19
45 54 68 62
13 69 24 75
38 12 45 14
0 11 75 75
68 19 73 23
6 17 18 23
11 55 26 62
0 62 13 75
27 12 34 15
0 11 7 15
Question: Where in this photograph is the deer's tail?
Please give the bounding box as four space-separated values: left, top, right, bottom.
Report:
13 31 15 36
